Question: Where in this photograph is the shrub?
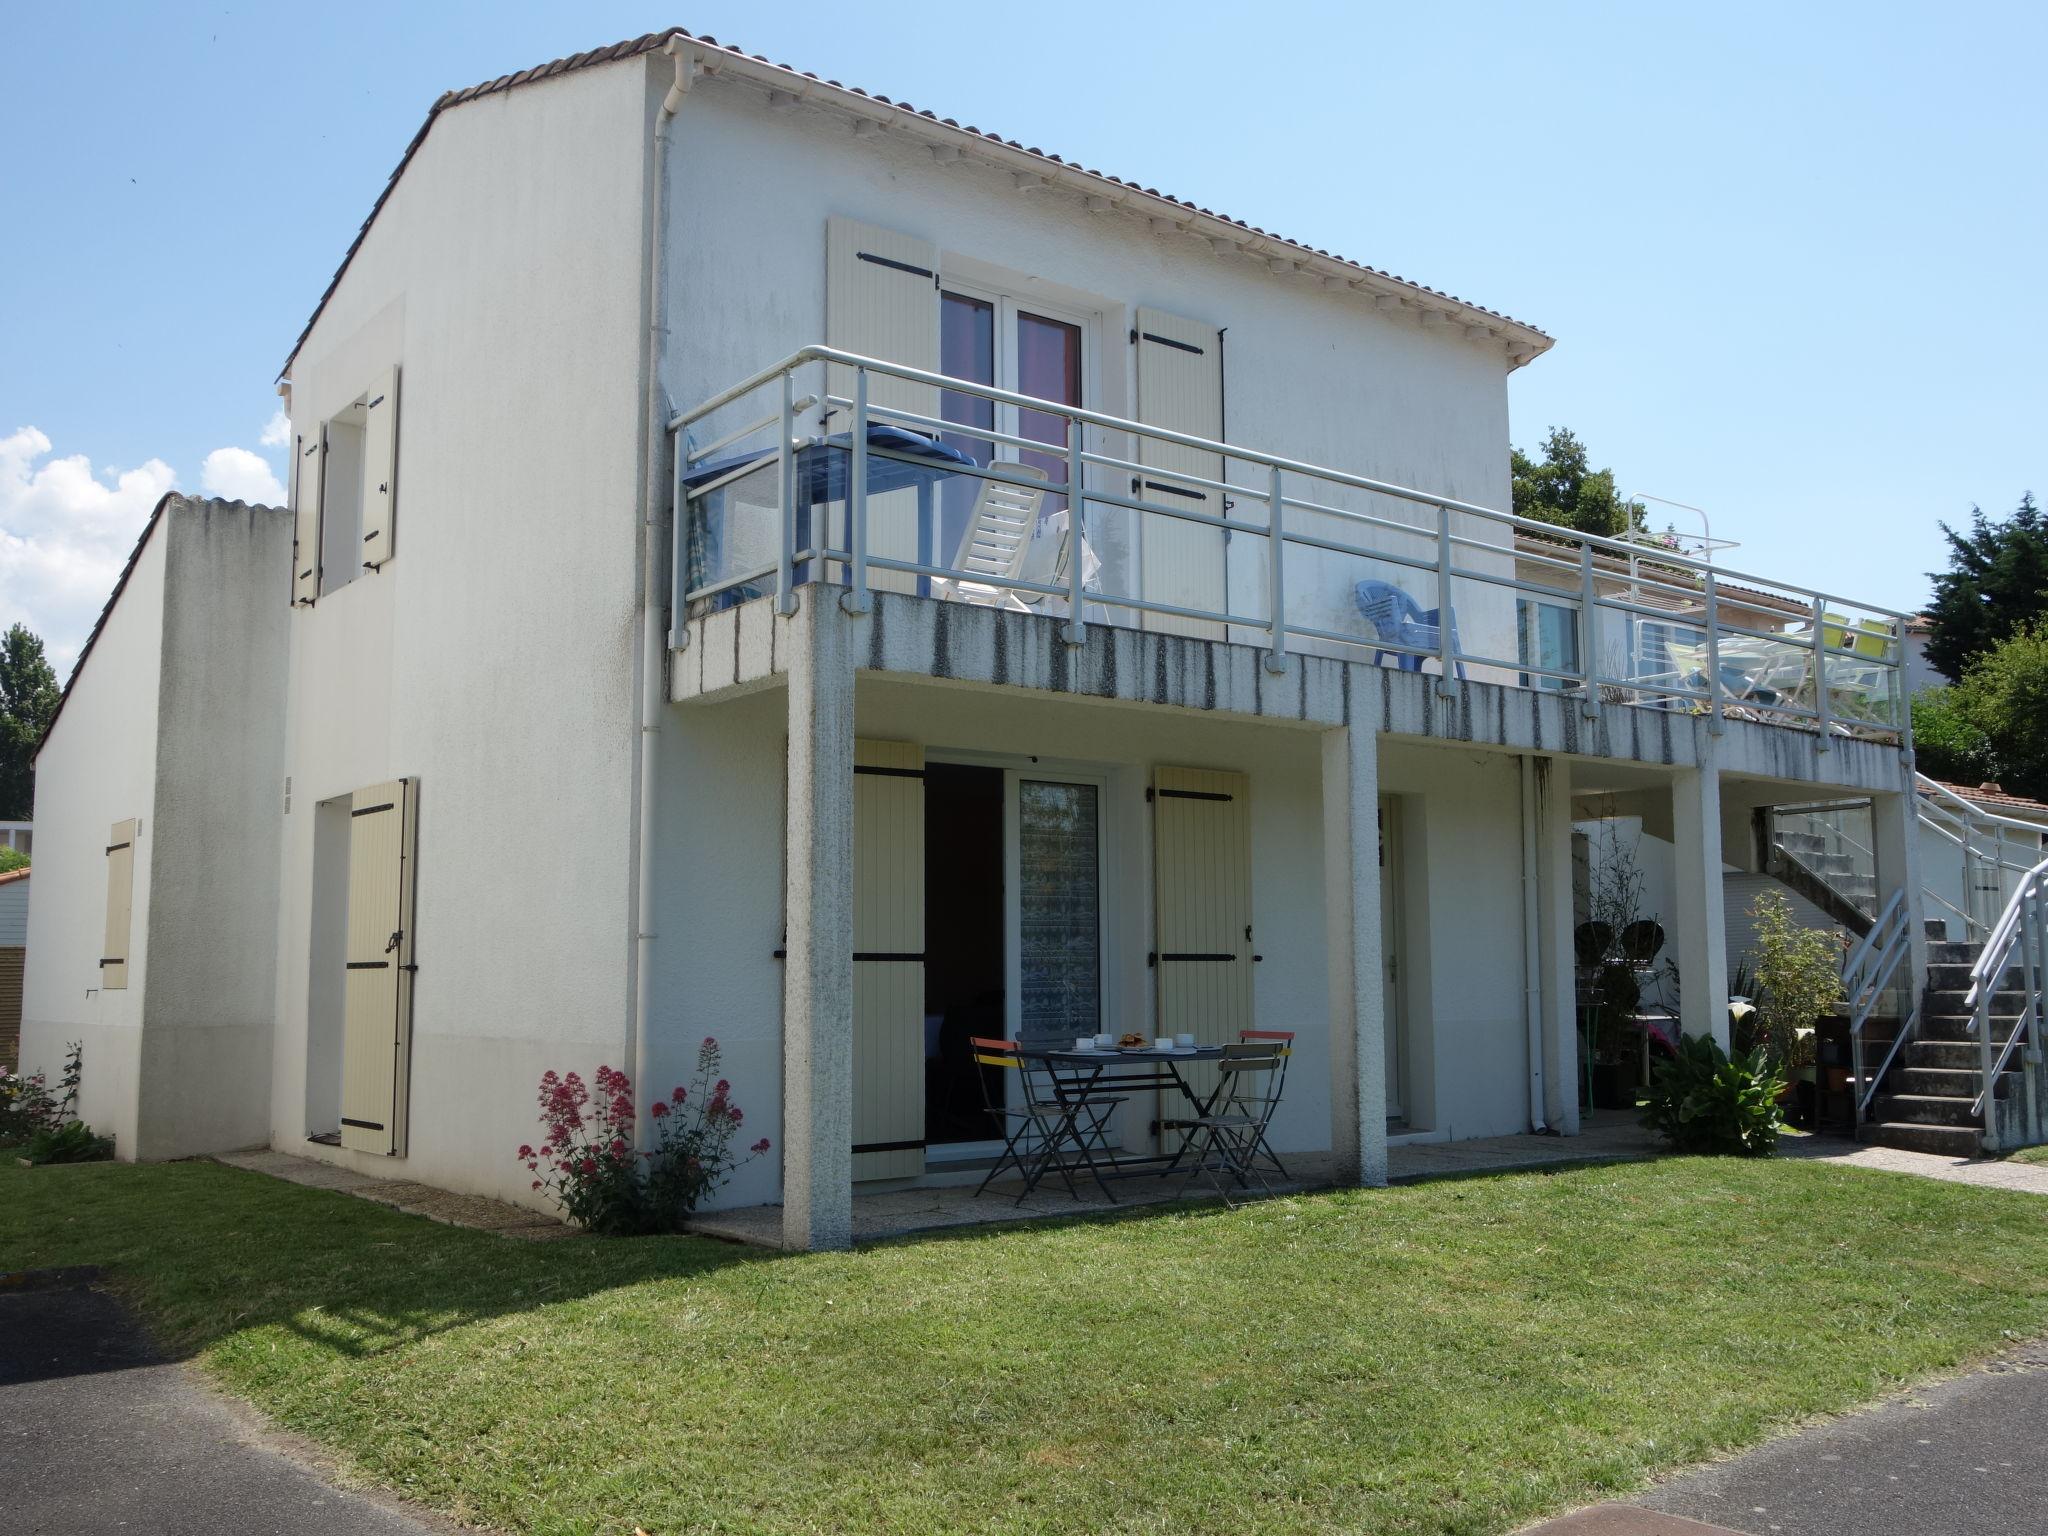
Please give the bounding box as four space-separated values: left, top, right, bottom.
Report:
521 1038 769 1236
2 1042 108 1159
22 1119 115 1164
1640 1033 1785 1156
1750 892 1845 1069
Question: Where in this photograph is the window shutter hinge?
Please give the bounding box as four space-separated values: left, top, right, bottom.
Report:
1147 951 1157 967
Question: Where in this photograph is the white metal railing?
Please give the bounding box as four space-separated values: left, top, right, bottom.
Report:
1844 888 1918 1124
669 347 1911 742
1917 775 2046 941
1967 854 2048 1149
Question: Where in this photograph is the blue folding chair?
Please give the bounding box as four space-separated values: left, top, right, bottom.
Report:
1353 579 1467 679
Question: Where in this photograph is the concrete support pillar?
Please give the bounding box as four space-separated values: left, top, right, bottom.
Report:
1671 762 1731 1047
1533 757 1581 1134
781 601 856 1251
1322 715 1387 1186
1872 770 1929 1005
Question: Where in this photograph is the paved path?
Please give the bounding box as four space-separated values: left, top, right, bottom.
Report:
1779 1132 2048 1195
1525 1341 2048 1535
214 1148 572 1239
1 1269 448 1535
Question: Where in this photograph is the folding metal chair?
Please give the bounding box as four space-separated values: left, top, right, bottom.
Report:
1235 1029 1295 1179
1174 1042 1287 1207
968 1038 1122 1203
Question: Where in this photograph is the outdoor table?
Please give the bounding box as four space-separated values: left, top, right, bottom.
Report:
683 423 978 612
1018 1043 1228 1199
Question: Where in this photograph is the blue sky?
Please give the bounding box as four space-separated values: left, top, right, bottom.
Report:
2 1 2041 665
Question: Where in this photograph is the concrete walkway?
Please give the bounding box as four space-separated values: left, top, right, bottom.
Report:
213 1149 572 1240
1525 1340 2048 1535
1779 1132 2048 1195
1 1268 454 1535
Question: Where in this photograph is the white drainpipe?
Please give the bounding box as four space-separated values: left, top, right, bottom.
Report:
629 37 696 1132
1521 755 1549 1131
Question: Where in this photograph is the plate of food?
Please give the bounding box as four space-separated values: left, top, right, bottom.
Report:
1115 1032 1152 1052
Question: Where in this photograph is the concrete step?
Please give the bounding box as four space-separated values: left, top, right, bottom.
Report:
1927 962 2022 991
1918 1012 2024 1044
1908 1039 2011 1071
1857 1120 1984 1157
1931 942 1986 966
1869 1092 1981 1127
1923 987 2029 1017
1895 1065 2018 1097
1926 918 1951 942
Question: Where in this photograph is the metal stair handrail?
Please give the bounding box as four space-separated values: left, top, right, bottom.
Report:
1843 887 1917 1123
1965 853 2048 1149
1917 774 2047 941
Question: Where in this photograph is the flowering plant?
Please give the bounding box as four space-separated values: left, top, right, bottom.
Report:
520 1038 768 1235
1 1042 77 1149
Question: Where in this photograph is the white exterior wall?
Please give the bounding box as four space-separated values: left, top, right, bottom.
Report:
21 519 168 1154
659 77 1519 662
273 59 654 1201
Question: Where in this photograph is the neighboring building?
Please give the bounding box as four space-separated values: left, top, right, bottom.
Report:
1902 613 1944 697
18 495 291 1160
0 823 32 858
28 29 1937 1243
0 867 27 1072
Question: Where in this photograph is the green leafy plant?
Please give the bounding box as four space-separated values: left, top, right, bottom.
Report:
0 846 27 874
1640 1033 1786 1156
22 1119 114 1164
1751 892 1845 1069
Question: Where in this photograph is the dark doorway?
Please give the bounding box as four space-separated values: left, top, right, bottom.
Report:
923 763 1007 1145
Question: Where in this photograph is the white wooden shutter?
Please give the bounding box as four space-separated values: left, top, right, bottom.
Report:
340 778 418 1156
1153 767 1253 1147
359 366 399 572
826 218 940 595
1134 310 1227 639
292 427 323 606
101 818 136 991
853 740 925 1180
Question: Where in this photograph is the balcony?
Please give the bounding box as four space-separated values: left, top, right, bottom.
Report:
669 347 1909 746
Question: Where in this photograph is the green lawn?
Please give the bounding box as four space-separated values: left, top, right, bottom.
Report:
7 1159 2048 1536
2005 1145 2048 1166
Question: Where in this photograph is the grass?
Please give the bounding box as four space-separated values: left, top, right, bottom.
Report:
7 1160 2048 1536
2005 1145 2048 1166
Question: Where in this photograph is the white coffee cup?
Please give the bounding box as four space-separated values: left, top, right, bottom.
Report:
1094 1033 1114 1048
1175 1033 1195 1048
1076 1036 1096 1051
1154 1036 1174 1051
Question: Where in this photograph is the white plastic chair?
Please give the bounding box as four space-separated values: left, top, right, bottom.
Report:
934 464 1049 607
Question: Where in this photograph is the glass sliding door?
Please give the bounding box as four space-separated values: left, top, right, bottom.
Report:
1014 311 1082 520
1015 779 1102 1047
938 292 996 566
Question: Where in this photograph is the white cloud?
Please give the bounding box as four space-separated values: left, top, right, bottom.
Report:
199 446 286 506
260 409 291 448
0 427 176 674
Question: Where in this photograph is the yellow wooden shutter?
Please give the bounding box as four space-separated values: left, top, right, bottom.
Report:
1134 310 1227 639
1153 767 1253 1144
853 740 925 1180
359 366 399 572
292 427 323 605
826 218 940 595
101 818 136 990
341 778 418 1155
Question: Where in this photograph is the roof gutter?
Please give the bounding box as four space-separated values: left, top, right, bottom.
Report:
628 37 697 1130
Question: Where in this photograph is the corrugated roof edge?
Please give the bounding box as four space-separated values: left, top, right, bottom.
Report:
32 494 284 765
279 26 1554 379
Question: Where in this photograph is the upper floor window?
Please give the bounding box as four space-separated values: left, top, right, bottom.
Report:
291 366 400 606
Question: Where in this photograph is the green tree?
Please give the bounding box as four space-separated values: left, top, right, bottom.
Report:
1910 686 1998 787
0 848 26 874
1510 427 1646 538
1945 621 2048 802
1925 492 2048 682
0 624 61 821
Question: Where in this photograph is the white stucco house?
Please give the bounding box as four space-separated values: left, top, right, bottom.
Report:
23 28 1955 1245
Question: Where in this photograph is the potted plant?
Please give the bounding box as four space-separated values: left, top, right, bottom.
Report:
1747 893 1846 1125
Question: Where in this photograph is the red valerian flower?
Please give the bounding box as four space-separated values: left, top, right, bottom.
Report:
609 1138 628 1157
751 1138 772 1153
672 1086 687 1105
518 1144 534 1159
649 1100 669 1119
531 1180 542 1190
579 1157 598 1175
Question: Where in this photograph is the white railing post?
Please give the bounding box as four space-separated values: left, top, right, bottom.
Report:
1063 416 1086 646
2023 892 2042 1144
842 366 872 613
1703 568 1725 736
775 368 797 615
1979 939 2000 1152
1435 503 1456 698
1577 541 1600 718
1264 463 1288 674
1961 814 1978 939
1811 595 1833 752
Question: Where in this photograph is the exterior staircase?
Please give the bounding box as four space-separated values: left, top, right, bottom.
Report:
1856 925 2026 1157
